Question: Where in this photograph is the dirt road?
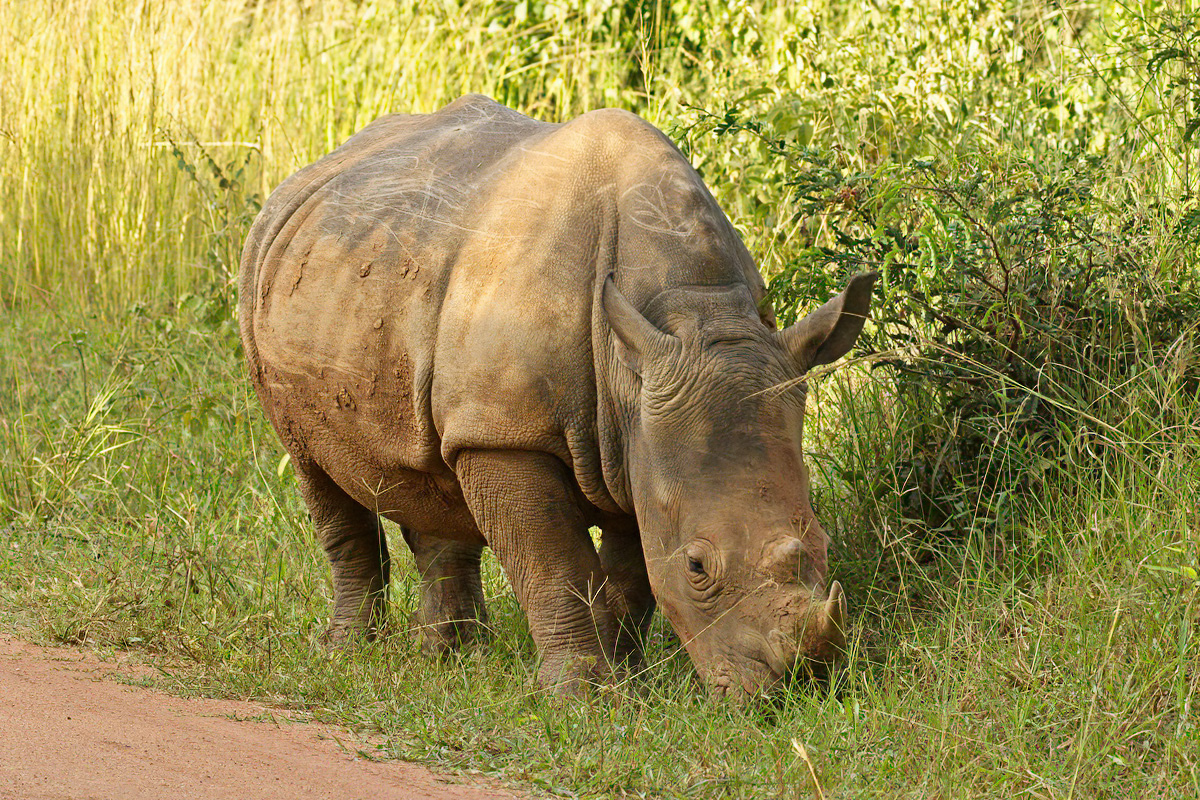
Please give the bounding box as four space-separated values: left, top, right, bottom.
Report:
0 636 524 800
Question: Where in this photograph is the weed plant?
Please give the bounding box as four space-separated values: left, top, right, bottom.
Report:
1 0 1198 797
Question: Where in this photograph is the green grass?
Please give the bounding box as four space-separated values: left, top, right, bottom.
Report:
2 0 1199 797
2 266 1196 798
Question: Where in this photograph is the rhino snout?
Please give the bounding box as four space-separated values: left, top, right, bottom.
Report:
765 580 848 675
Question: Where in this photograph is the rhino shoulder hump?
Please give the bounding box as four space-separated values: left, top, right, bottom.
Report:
442 93 506 113
567 108 673 153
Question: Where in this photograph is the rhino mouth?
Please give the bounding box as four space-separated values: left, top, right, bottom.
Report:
705 630 804 699
706 653 784 699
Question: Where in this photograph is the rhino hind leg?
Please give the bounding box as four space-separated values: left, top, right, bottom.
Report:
599 521 656 668
455 449 618 694
401 528 489 654
295 462 391 644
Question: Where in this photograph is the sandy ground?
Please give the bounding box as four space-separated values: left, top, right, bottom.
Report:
0 636 525 800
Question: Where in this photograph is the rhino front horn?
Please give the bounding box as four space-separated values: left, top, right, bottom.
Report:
824 580 847 644
811 580 848 663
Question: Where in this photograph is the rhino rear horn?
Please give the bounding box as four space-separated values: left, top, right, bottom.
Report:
602 276 678 373
777 271 878 372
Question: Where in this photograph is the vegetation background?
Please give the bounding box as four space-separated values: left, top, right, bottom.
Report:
1 0 1197 796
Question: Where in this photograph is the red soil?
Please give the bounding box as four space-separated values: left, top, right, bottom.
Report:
0 636 524 800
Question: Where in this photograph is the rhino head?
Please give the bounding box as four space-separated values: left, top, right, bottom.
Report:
604 272 877 697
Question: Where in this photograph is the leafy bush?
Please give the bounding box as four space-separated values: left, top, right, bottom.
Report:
676 0 1200 539
782 151 1200 536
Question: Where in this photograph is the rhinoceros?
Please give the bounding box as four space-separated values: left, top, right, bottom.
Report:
239 94 876 697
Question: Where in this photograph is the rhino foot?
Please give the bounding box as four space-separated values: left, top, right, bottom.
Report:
410 614 490 656
537 652 621 696
318 619 378 650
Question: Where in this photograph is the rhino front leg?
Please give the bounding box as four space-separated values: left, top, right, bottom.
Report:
455 449 617 693
401 528 489 654
295 462 390 644
600 520 655 668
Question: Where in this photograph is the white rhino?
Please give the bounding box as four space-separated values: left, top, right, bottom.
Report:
239 95 876 696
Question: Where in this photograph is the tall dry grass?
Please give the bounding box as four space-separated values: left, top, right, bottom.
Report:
0 0 689 310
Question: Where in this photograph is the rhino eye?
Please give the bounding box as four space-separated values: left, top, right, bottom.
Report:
686 555 706 575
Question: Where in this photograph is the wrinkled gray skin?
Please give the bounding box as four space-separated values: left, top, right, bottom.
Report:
239 95 876 698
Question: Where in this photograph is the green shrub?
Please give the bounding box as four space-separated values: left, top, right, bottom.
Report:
676 0 1200 540
788 152 1199 536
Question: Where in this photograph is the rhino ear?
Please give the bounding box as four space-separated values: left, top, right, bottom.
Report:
602 276 677 374
777 272 878 371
